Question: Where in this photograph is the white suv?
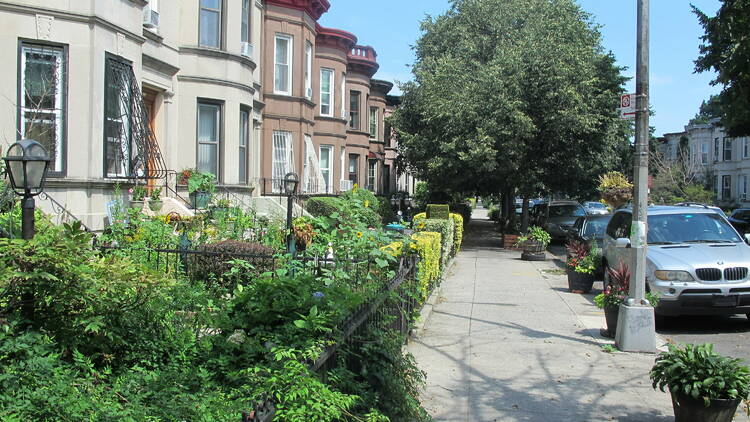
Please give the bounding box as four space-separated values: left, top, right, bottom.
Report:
602 206 750 319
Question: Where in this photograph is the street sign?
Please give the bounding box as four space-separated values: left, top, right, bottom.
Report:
619 93 636 119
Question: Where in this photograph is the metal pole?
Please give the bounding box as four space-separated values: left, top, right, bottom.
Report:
616 0 656 353
286 193 295 254
21 194 35 240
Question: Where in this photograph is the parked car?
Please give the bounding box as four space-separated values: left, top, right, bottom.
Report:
583 201 609 215
673 202 727 218
566 214 613 279
602 206 750 318
727 208 750 235
531 201 587 240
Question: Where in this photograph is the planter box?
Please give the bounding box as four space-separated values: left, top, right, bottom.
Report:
566 267 594 293
670 390 740 422
503 234 521 250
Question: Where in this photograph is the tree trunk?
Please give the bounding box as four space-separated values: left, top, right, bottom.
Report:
521 194 530 232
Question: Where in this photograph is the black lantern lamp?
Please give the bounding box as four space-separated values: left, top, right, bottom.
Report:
2 139 51 239
283 172 299 253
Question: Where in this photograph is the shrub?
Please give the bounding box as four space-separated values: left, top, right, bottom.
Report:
450 213 464 255
449 202 472 224
412 212 426 225
192 240 275 289
410 232 441 301
426 204 450 220
307 197 343 217
415 218 453 272
376 196 396 224
488 205 501 221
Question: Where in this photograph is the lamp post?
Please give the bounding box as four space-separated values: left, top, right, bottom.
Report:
283 172 299 254
2 139 51 240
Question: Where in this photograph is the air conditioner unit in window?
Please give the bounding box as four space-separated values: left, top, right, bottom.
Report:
143 5 159 29
241 41 253 57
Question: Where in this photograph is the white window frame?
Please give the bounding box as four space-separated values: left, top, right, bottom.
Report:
320 68 334 117
241 0 250 44
20 43 65 173
340 146 346 187
272 131 293 193
724 137 733 161
274 34 292 95
197 101 221 178
722 174 732 200
304 41 312 99
199 0 222 48
340 73 347 119
369 106 378 139
320 145 333 194
714 138 720 162
239 107 250 183
349 91 360 130
701 142 708 165
741 175 748 201
367 160 377 191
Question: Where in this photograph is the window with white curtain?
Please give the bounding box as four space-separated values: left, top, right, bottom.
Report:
274 34 292 95
367 160 377 191
199 0 222 48
239 108 250 183
197 102 221 177
272 131 293 192
320 68 334 116
369 107 378 139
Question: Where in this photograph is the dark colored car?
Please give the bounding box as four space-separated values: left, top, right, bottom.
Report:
531 201 587 240
728 208 750 235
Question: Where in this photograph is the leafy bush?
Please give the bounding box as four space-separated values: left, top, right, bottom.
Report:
415 218 453 271
449 202 472 224
650 343 750 406
412 212 426 225
306 197 343 217
410 231 442 300
450 213 464 255
426 204 450 220
191 239 276 290
376 196 396 224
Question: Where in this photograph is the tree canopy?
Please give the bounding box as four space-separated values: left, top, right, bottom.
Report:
688 94 723 126
694 1 750 136
391 0 631 198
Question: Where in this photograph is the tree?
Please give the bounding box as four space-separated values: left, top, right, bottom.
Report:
650 143 713 204
391 0 631 226
688 95 723 126
693 1 750 136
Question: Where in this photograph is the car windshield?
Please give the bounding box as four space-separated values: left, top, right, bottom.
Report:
647 213 741 244
733 210 750 220
583 218 611 237
586 202 606 209
549 205 585 218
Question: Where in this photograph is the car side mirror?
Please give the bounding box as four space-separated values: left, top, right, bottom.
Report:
744 233 750 245
615 238 631 249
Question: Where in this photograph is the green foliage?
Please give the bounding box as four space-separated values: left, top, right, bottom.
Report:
376 196 396 224
413 182 429 211
517 226 551 247
450 202 472 224
450 212 464 255
689 95 723 126
415 218 454 271
182 168 217 193
600 344 617 354
191 239 275 290
650 343 750 406
129 184 148 201
598 171 633 209
694 2 750 136
409 232 442 300
306 197 342 218
426 204 450 220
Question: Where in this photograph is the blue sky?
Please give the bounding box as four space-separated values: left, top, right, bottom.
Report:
319 0 723 137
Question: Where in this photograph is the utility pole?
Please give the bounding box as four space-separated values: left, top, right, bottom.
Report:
616 0 656 353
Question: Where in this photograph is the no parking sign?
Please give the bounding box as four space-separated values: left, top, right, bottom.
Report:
619 93 636 119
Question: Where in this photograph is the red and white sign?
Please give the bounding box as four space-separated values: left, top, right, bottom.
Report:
620 93 636 119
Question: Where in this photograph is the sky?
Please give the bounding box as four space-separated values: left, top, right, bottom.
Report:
318 0 724 137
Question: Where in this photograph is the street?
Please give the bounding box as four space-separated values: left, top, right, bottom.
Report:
549 242 750 363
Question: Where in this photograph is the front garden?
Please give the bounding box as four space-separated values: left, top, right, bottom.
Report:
0 183 463 421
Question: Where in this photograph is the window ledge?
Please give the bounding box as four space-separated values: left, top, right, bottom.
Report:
143 28 163 43
180 45 257 71
316 115 347 124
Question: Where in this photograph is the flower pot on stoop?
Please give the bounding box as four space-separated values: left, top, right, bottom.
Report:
149 200 163 212
670 390 740 422
129 200 145 210
566 267 594 293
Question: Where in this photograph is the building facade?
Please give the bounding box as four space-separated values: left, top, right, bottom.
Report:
656 119 750 206
0 0 407 229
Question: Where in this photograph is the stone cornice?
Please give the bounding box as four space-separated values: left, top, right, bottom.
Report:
177 75 256 95
265 0 330 20
180 46 257 71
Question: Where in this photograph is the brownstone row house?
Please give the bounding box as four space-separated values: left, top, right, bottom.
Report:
0 0 412 229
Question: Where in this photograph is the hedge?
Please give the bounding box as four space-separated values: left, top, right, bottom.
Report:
426 204 450 220
415 218 453 272
306 197 342 217
450 213 464 255
410 231 442 301
412 212 426 225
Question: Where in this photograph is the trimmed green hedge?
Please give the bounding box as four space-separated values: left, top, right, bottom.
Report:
450 213 464 255
415 218 453 271
306 197 342 217
410 231 442 301
426 204 450 220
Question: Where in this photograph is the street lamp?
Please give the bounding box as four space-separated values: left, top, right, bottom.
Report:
2 139 51 240
283 172 299 253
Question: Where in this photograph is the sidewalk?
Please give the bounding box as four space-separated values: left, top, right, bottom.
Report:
407 208 674 421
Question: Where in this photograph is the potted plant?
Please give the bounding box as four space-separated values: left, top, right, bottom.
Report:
650 342 750 422
516 226 551 261
597 171 633 210
148 187 163 212
181 169 216 209
128 184 147 209
565 240 601 293
594 260 659 337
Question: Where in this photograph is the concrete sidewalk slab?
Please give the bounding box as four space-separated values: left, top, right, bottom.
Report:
407 210 678 422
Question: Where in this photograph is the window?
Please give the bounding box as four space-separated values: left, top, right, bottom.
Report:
348 154 359 185
382 164 390 195
744 138 749 159
104 56 133 178
724 138 732 161
304 42 312 99
367 160 377 191
199 0 222 48
19 43 65 173
241 0 250 44
320 145 333 193
340 74 346 118
741 175 748 201
320 68 334 116
701 142 708 165
369 107 378 139
722 175 732 200
272 131 293 193
197 102 221 177
714 138 720 162
239 108 250 183
349 91 360 129
274 34 292 95
340 147 345 185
